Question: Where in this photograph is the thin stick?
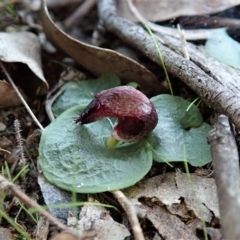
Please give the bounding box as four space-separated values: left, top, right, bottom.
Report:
208 115 240 239
0 62 44 130
46 88 64 121
0 174 67 231
112 190 144 240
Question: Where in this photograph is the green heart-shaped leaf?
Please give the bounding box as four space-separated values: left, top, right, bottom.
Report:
52 72 120 117
39 105 152 193
148 94 212 166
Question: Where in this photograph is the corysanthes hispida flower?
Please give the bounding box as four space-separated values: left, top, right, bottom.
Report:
75 86 158 148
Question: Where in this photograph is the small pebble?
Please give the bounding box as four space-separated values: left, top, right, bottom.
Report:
0 122 6 131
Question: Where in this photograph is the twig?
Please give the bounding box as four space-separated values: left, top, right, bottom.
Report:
64 0 96 29
208 115 240 239
0 148 11 154
0 174 67 231
0 62 44 130
112 190 144 240
45 88 64 121
14 206 26 231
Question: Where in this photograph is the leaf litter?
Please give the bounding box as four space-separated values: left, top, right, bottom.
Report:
69 199 130 240
124 172 219 239
0 31 48 96
117 0 240 22
0 0 233 239
40 0 161 95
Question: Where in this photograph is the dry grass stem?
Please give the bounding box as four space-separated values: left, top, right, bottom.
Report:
0 61 44 130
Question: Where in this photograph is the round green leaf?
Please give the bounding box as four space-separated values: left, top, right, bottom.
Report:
148 94 212 166
39 105 152 193
52 72 121 117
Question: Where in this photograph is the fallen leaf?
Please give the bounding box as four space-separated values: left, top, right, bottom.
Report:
124 173 219 238
175 171 220 220
117 0 240 22
40 0 160 95
0 32 48 95
35 216 49 240
0 80 28 108
124 172 219 223
76 201 130 240
144 204 199 240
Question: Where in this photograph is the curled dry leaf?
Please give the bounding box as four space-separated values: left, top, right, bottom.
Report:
0 32 48 95
0 80 28 108
40 0 160 95
117 0 240 22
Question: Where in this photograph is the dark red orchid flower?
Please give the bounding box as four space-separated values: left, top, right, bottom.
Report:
75 86 158 143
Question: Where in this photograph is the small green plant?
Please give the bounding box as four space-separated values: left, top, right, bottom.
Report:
39 73 212 193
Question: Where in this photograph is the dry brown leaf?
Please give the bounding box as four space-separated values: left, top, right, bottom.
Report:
175 171 220 221
76 203 130 240
124 172 219 222
35 216 49 240
0 32 48 95
117 0 240 22
124 172 219 238
40 0 160 95
144 204 199 240
0 80 28 108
